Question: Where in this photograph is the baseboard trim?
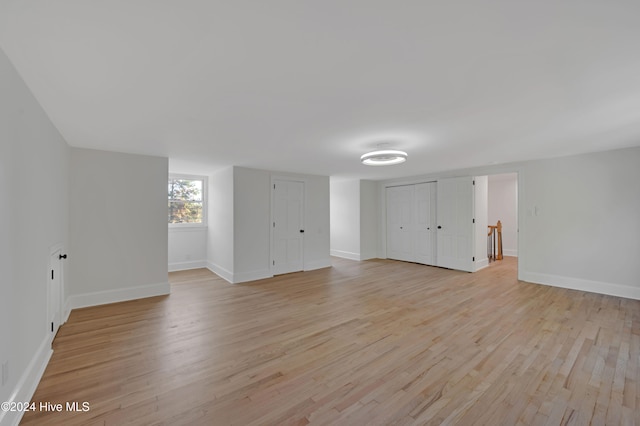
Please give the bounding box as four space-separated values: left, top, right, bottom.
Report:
520 271 640 300
330 250 361 261
65 281 170 311
504 249 518 257
474 257 489 272
206 261 234 284
0 336 52 426
305 259 332 271
63 299 72 324
234 269 272 284
169 260 207 272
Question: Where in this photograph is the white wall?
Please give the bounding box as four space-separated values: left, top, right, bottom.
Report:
360 180 379 260
379 146 640 300
330 179 361 260
168 228 207 272
207 167 330 283
488 173 518 256
68 148 169 310
206 167 234 282
330 179 379 261
519 148 640 298
233 167 271 282
474 176 489 270
0 47 69 426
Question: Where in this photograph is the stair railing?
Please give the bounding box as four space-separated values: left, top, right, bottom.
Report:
487 220 503 262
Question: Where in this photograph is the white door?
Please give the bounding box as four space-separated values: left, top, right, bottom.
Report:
414 182 436 265
437 176 474 272
386 185 414 262
48 249 63 337
272 180 304 275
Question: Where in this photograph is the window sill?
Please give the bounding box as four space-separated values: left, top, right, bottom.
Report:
169 225 208 233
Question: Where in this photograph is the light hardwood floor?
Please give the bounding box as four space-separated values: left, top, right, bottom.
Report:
21 257 640 425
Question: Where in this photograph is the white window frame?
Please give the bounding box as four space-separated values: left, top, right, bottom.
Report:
168 173 207 228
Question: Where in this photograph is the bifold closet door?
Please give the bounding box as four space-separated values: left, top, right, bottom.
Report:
386 183 436 265
386 185 414 262
414 182 436 265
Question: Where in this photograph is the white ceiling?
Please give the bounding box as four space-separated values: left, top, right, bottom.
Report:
2 1 640 180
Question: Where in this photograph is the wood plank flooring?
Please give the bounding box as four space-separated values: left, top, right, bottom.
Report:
21 257 640 425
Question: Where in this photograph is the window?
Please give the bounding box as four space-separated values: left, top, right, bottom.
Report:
168 175 206 226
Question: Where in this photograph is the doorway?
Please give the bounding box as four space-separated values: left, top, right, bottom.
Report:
487 173 519 263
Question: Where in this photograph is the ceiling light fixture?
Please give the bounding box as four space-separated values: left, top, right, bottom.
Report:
360 149 408 166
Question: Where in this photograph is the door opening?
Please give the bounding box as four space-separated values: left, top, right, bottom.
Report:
486 172 519 277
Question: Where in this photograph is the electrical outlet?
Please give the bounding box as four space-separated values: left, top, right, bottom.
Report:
1 361 8 386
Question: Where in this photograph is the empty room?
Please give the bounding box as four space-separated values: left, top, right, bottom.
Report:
1 2 640 425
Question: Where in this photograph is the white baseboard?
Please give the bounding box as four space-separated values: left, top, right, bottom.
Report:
63 300 72 324
504 249 518 257
168 260 207 272
330 250 361 261
0 336 52 426
206 261 234 284
206 259 331 284
304 258 332 271
233 269 272 284
474 257 489 271
65 281 170 312
520 271 640 300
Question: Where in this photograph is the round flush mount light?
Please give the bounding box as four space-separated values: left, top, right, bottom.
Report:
360 149 408 166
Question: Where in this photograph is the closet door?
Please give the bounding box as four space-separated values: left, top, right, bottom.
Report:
414 182 436 265
386 185 414 262
436 176 474 272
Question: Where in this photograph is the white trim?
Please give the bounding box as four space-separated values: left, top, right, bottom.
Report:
206 261 234 284
304 259 332 271
65 281 170 311
330 250 362 261
168 173 207 228
233 269 272 284
63 300 72 324
168 226 208 233
504 249 518 257
169 260 207 272
0 336 52 426
47 243 65 334
474 257 489 271
520 271 640 300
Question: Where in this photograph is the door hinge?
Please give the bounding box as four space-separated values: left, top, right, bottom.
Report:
273 184 276 189
272 260 275 266
472 218 475 223
473 180 475 185
472 256 475 261
51 322 54 332
51 270 54 280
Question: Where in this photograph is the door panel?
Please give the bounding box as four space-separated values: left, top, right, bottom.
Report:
414 182 436 265
437 177 474 272
386 185 414 262
273 180 304 275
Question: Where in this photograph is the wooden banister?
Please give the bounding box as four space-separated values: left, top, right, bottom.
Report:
487 220 503 261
